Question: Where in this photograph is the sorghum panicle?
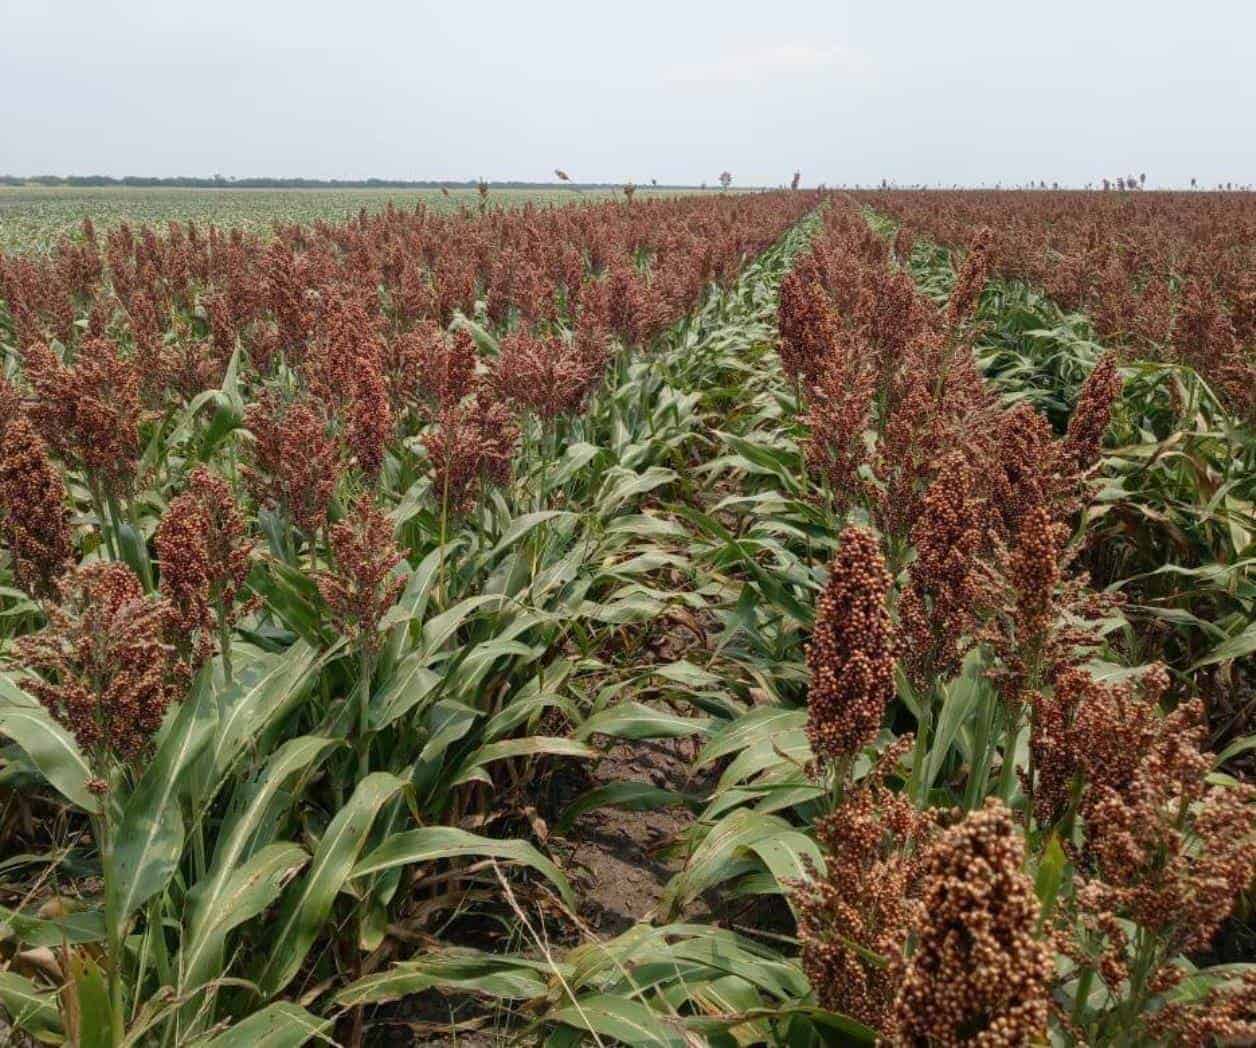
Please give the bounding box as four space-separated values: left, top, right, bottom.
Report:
802 335 875 504
1077 694 1254 955
417 324 477 409
155 466 254 667
805 526 896 765
945 226 993 326
155 487 214 666
1142 965 1256 1046
796 737 934 1032
984 505 1112 712
1061 352 1123 473
984 403 1063 533
243 391 342 536
778 272 840 384
1027 664 1169 829
892 799 1053 1047
13 563 174 776
492 330 591 420
22 338 142 498
0 414 74 599
898 451 997 689
422 389 520 513
315 494 406 655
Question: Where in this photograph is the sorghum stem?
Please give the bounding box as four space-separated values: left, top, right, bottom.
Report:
356 650 376 782
96 809 126 1047
996 706 1021 803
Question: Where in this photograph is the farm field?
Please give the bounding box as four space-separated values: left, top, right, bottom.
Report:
0 187 1253 1047
0 185 702 254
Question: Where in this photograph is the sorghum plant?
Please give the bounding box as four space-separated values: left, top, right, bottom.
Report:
21 338 144 567
805 525 896 773
801 332 875 505
796 737 934 1033
897 451 997 691
10 563 177 1044
315 492 406 777
14 562 173 779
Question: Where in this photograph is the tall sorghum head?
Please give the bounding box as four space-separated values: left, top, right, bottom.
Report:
985 403 1064 534
992 503 1063 708
796 737 934 1032
892 799 1053 1046
344 356 392 478
492 331 592 420
469 390 521 490
898 451 997 690
892 225 916 266
854 268 933 385
945 226 993 326
410 323 477 410
1027 664 1170 829
422 390 521 513
777 271 840 384
802 335 874 504
984 504 1111 713
150 336 229 405
423 403 484 514
1076 694 1254 956
243 391 342 537
1061 352 1123 474
1142 966 1256 1046
868 356 976 547
22 338 142 498
305 290 393 477
805 526 896 766
1172 277 1254 416
571 320 611 402
0 375 20 434
315 494 406 655
155 487 214 668
263 240 312 354
155 467 254 668
0 414 74 599
13 563 174 781
182 467 253 616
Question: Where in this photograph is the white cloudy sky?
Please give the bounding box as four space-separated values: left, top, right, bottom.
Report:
2 0 1253 187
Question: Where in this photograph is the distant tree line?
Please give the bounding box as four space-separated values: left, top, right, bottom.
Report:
0 175 705 190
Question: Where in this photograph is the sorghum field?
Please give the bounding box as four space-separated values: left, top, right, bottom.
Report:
0 188 1252 1047
0 186 697 254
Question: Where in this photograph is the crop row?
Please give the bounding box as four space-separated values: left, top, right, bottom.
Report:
776 197 1255 1044
0 190 815 1045
854 189 1256 420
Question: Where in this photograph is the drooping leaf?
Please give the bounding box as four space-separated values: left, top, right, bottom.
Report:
201 1002 331 1048
574 702 711 742
0 970 63 1043
451 736 597 785
549 993 689 1047
555 782 702 834
180 843 309 995
335 950 559 1007
110 673 218 933
352 826 575 909
0 672 100 813
0 904 105 947
256 772 405 998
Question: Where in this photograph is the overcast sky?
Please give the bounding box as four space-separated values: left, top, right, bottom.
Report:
3 0 1253 188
